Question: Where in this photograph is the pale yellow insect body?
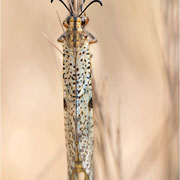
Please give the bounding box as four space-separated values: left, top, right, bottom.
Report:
50 0 103 179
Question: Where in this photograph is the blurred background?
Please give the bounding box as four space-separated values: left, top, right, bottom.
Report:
2 0 179 179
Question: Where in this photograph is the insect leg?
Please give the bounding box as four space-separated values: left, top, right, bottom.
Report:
85 31 97 44
88 33 97 44
57 33 66 43
89 38 97 44
63 19 69 29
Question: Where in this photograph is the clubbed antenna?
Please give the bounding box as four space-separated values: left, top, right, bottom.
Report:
51 0 73 15
79 0 103 17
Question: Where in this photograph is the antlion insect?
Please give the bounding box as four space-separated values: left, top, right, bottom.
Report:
50 0 103 179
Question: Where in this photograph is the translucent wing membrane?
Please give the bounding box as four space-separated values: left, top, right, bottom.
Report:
63 40 94 179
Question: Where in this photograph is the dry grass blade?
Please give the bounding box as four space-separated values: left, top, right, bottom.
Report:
93 75 124 180
131 0 179 179
56 10 65 32
43 32 63 55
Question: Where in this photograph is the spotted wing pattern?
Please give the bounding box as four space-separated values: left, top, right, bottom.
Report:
63 40 93 180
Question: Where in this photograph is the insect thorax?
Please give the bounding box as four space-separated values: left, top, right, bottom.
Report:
66 31 86 49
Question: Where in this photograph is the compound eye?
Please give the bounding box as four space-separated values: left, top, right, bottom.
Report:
66 16 72 24
66 18 70 25
81 19 86 26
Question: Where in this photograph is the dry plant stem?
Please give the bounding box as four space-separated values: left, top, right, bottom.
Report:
43 32 63 82
93 89 110 179
131 102 178 180
35 33 65 180
116 100 124 180
162 0 179 179
43 32 63 55
56 10 65 32
93 79 110 180
131 1 179 179
93 76 124 180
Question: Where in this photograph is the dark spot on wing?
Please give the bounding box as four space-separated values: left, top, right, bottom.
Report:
88 97 93 110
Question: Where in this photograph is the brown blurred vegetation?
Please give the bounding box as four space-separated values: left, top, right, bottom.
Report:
2 0 179 180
